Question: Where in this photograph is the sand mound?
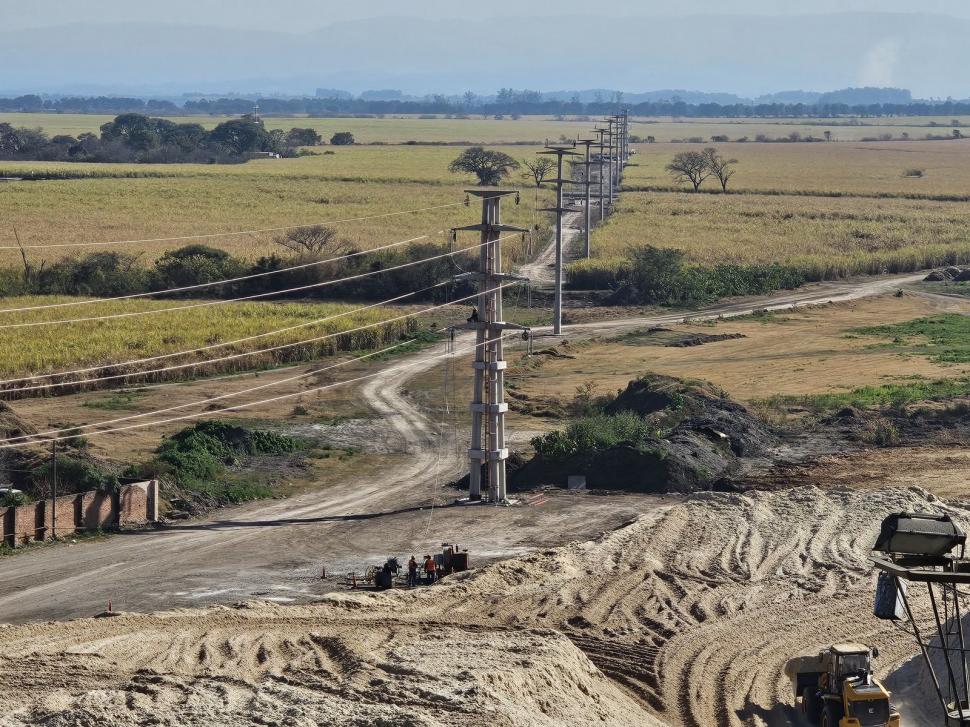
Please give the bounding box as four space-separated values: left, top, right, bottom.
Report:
0 607 659 727
0 485 958 726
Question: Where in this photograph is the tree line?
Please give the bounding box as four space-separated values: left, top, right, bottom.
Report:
0 230 471 304
0 114 354 164
6 93 970 119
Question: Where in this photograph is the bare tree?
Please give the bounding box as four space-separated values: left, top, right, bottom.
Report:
522 157 556 231
665 150 710 192
702 147 738 192
274 225 346 255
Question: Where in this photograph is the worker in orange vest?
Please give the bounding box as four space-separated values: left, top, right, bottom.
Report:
424 554 437 585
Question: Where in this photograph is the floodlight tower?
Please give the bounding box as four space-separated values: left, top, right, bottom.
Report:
452 190 530 503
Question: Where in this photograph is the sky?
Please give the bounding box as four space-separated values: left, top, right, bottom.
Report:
2 2 968 98
4 0 970 29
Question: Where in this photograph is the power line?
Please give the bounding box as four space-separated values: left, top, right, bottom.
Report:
0 232 445 314
0 316 515 449
0 235 519 389
0 233 488 330
0 279 514 395
2 200 467 251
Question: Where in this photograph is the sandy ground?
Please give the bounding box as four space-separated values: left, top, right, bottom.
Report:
510 292 970 405
0 205 950 725
0 485 954 726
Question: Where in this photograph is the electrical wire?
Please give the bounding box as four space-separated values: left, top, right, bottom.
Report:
0 232 445 315
0 234 464 330
0 310 516 449
2 200 467 251
0 287 502 441
0 235 519 390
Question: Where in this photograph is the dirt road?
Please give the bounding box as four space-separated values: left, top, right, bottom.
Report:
0 266 924 627
519 210 584 287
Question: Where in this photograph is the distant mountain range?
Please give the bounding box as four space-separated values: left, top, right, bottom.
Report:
1 13 967 99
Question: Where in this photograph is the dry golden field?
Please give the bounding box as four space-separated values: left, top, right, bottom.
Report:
0 297 428 382
0 146 553 266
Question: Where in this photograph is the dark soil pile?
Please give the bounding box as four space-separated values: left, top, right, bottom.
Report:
511 374 777 494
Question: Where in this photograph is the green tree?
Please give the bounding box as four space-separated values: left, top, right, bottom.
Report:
330 131 355 145
209 117 270 155
449 146 520 186
286 128 322 147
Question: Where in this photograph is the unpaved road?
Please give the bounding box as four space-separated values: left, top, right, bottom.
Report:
0 267 923 626
0 193 926 627
519 210 584 286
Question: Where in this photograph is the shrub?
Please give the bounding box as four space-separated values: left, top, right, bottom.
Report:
570 245 805 306
155 421 299 487
34 251 149 296
330 132 355 146
859 418 900 447
532 412 653 460
150 244 247 289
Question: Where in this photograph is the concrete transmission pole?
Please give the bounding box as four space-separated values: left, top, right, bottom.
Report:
452 189 530 504
591 128 607 222
572 139 596 259
538 143 580 336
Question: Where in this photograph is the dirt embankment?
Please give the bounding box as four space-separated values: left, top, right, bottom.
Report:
0 485 954 726
512 373 777 493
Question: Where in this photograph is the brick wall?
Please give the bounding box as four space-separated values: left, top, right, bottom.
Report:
1 480 158 549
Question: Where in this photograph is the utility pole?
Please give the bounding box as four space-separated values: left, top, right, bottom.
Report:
573 139 596 259
50 440 56 540
591 127 607 222
452 190 530 504
538 142 580 336
605 119 616 207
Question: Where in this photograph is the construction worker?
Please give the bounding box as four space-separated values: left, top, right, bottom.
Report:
423 554 437 585
407 555 418 588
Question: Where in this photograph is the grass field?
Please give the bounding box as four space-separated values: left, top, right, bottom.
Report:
6 113 970 144
567 138 970 283
624 139 970 196
0 296 426 383
577 191 970 280
0 146 553 266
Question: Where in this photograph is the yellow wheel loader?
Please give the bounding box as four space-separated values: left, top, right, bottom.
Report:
785 644 900 726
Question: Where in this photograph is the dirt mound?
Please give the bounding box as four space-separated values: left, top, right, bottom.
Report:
0 402 36 442
0 609 660 727
0 485 953 726
514 374 776 492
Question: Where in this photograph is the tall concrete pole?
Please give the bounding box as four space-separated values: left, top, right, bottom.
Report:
592 128 607 222
606 120 615 207
575 139 595 259
539 144 580 336
453 190 530 503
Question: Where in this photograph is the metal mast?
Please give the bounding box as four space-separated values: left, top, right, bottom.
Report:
452 190 529 503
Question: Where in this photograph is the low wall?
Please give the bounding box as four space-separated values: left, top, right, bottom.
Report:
0 480 159 548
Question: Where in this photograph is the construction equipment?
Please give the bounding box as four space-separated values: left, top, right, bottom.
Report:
786 644 900 726
871 512 970 725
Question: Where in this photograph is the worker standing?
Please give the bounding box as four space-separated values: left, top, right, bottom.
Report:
407 555 418 588
423 554 437 585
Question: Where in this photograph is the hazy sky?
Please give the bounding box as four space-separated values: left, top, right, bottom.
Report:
4 0 969 29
